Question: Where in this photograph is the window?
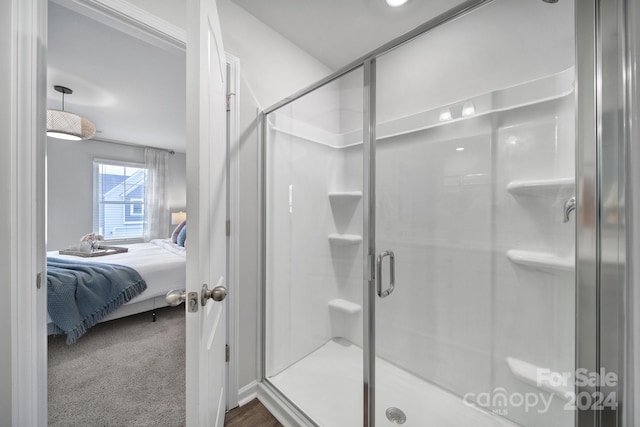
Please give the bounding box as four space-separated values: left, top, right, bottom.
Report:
94 160 147 240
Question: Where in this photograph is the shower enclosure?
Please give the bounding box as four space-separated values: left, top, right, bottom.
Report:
260 0 625 425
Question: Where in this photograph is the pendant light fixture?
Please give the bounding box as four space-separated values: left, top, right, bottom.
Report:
46 85 96 141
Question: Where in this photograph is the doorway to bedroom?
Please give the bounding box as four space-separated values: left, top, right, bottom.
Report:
45 1 190 424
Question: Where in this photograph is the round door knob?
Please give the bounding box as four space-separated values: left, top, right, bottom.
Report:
201 283 227 306
166 289 186 306
211 286 227 301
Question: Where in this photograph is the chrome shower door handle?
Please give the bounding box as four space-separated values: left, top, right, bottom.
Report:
376 250 395 298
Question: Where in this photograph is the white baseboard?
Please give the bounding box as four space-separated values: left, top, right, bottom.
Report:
237 380 258 407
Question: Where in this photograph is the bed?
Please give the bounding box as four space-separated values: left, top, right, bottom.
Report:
47 238 186 343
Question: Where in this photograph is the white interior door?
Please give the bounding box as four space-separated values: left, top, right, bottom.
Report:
185 0 227 425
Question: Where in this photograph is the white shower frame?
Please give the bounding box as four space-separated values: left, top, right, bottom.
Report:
257 0 629 426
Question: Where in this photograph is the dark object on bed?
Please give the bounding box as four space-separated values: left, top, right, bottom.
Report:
47 257 147 344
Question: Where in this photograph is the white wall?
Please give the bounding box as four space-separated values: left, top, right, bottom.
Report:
47 138 186 250
217 0 332 110
217 0 333 391
0 0 13 421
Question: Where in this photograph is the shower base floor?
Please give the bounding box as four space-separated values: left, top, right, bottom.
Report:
269 339 516 427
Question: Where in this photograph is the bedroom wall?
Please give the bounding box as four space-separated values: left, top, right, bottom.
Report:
217 0 333 393
46 139 187 250
0 0 12 420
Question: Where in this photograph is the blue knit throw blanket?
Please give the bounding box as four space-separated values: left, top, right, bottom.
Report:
47 257 147 344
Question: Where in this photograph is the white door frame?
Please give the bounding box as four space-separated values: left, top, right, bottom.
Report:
12 0 240 423
11 0 47 425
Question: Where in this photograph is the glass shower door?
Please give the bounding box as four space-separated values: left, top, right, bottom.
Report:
263 67 366 425
372 0 576 425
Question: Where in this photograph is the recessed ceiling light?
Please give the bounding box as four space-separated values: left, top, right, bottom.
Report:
461 101 476 117
456 147 465 151
439 108 452 122
386 0 408 7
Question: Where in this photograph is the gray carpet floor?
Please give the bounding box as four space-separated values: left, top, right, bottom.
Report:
48 306 186 427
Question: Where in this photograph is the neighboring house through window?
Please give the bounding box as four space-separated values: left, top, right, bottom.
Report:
94 159 147 240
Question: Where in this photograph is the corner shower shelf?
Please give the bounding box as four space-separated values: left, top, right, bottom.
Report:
328 299 362 315
328 234 362 245
328 191 362 204
506 357 573 401
506 249 574 273
506 177 575 197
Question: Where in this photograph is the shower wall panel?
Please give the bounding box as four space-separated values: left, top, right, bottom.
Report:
374 0 574 126
265 72 365 377
491 94 575 427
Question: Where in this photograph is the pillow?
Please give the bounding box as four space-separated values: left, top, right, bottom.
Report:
171 220 187 243
177 225 187 247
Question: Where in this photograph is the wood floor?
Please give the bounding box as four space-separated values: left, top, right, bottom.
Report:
225 399 283 427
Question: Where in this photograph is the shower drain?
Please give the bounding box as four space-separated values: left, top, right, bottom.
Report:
385 407 407 425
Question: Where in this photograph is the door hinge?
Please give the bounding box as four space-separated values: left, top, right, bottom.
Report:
225 344 230 362
226 92 235 112
226 220 231 236
36 272 42 290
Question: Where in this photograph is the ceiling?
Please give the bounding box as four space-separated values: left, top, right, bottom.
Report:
230 0 468 70
47 1 186 152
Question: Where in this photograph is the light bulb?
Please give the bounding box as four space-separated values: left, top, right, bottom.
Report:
46 131 82 141
386 0 408 7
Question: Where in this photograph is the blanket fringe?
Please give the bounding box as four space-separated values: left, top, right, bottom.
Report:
59 279 147 344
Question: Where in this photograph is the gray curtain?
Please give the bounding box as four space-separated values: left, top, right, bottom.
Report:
144 148 169 241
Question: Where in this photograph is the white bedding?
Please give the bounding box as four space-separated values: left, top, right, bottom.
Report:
47 239 186 326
